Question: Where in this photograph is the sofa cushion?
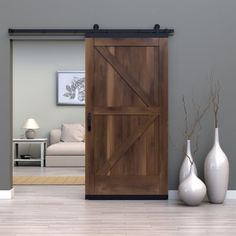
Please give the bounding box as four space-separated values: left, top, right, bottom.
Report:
46 142 85 156
60 123 85 142
49 129 62 145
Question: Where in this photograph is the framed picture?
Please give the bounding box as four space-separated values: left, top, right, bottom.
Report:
57 71 85 105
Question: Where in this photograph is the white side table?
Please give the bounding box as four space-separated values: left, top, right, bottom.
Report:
12 138 48 167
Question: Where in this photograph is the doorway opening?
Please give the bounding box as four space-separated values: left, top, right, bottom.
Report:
12 39 86 186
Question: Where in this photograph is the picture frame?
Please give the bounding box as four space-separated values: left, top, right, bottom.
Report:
57 71 85 106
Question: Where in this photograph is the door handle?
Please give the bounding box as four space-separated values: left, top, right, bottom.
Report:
87 112 92 132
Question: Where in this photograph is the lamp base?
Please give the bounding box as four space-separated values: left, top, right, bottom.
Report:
25 129 36 139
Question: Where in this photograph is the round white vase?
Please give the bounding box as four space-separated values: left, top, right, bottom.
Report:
179 165 206 206
179 140 197 184
204 127 229 204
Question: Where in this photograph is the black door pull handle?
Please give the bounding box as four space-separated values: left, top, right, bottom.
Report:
87 112 92 132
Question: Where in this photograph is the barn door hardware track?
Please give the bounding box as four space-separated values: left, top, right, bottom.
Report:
9 24 174 38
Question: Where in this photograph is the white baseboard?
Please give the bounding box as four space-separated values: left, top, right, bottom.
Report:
0 188 14 199
168 190 180 200
225 190 236 199
168 190 236 200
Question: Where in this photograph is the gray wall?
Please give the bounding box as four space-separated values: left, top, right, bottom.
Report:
1 0 236 190
13 41 85 139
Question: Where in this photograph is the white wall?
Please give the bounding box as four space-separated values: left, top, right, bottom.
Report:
13 40 85 139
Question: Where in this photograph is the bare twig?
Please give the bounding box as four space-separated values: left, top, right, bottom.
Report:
193 119 201 156
210 73 221 128
191 97 200 156
182 95 189 139
180 93 210 160
169 135 193 165
182 95 210 139
188 100 210 138
185 153 194 166
215 80 221 127
193 134 199 157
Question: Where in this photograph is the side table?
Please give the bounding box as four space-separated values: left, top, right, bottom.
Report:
12 138 48 167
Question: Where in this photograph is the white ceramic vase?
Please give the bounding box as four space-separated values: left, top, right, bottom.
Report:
179 165 207 206
204 127 229 204
179 140 197 184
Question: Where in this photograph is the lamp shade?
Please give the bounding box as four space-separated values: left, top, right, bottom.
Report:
22 118 40 129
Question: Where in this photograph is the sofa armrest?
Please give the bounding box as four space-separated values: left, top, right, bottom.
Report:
49 129 61 145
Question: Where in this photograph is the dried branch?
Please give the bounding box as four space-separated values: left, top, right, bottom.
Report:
188 100 210 138
191 97 200 156
182 95 189 139
169 135 193 165
180 93 210 160
182 95 210 140
193 134 199 157
215 81 220 127
185 153 194 166
215 82 220 127
210 74 221 128
193 118 201 156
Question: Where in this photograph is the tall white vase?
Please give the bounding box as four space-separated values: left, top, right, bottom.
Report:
204 128 229 204
179 165 206 206
179 140 197 184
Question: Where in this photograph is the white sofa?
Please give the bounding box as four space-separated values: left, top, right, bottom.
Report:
46 127 85 167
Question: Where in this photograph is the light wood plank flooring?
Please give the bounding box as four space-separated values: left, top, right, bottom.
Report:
1 185 236 235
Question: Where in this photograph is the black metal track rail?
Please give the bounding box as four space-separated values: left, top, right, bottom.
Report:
9 24 174 38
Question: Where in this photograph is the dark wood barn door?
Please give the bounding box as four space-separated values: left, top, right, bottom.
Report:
85 38 168 199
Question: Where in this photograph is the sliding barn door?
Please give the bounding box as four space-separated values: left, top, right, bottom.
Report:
85 38 168 199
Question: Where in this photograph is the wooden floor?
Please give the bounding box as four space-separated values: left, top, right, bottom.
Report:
1 186 236 235
13 167 85 176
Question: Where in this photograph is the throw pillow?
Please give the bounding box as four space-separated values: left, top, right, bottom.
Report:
60 123 85 142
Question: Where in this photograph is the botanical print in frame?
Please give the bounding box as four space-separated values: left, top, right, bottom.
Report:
57 71 85 105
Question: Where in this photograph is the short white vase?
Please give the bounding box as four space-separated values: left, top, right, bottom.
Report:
179 165 207 206
179 140 197 184
204 127 229 204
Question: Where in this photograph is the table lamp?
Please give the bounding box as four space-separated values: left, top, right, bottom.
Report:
22 118 40 139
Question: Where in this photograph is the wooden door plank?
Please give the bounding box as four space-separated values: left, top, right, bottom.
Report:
159 38 168 194
95 176 160 195
96 114 158 175
85 38 95 195
147 46 160 176
96 46 154 107
94 107 160 115
94 38 160 46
